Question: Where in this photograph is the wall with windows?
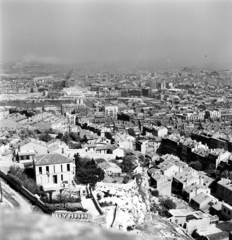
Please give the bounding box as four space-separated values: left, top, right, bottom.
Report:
35 162 74 187
221 202 232 220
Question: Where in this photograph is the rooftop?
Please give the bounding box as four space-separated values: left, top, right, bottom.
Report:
35 153 72 166
183 183 208 194
217 178 232 190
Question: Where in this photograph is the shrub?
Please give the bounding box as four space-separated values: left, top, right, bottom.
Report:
8 165 46 196
189 161 202 171
8 173 23 186
45 204 87 212
97 193 102 201
150 197 176 218
151 189 159 197
122 175 130 184
99 201 115 207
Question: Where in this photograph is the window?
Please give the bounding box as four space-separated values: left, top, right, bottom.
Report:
39 167 42 174
46 166 49 173
67 164 70 171
54 166 55 172
61 174 63 181
26 156 30 160
61 165 63 172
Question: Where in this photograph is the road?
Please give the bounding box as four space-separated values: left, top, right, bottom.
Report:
1 178 32 213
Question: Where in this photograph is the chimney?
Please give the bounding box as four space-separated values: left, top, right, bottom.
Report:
194 187 197 197
199 176 202 185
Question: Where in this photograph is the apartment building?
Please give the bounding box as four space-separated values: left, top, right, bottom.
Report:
217 178 232 205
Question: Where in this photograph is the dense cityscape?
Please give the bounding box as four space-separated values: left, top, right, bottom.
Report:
1 62 232 239
1 0 232 240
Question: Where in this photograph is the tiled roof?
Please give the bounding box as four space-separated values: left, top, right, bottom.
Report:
96 144 117 151
35 153 72 166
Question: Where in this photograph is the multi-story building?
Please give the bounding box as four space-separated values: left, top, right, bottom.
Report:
105 105 118 119
0 107 9 120
217 178 232 205
150 173 172 196
43 105 59 112
183 183 211 202
221 202 232 220
172 172 200 192
208 149 230 169
161 134 182 156
135 139 148 155
205 109 221 119
34 153 75 190
61 99 86 114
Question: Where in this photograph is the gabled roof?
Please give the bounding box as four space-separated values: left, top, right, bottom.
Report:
35 153 72 166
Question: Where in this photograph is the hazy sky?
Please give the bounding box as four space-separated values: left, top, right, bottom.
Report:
1 0 232 69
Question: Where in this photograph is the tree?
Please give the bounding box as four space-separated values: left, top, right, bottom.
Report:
56 132 63 139
221 170 229 179
69 141 81 149
122 175 130 184
69 132 81 142
39 132 53 142
189 161 203 171
151 197 176 218
121 153 137 173
74 154 104 187
56 192 74 207
159 197 176 210
74 153 83 168
81 135 88 143
8 165 25 180
61 133 72 145
19 129 37 140
8 165 43 195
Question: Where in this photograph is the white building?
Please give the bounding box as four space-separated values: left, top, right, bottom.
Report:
0 107 9 120
34 153 75 190
105 105 118 119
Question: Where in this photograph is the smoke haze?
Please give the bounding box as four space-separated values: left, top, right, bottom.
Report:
1 0 232 70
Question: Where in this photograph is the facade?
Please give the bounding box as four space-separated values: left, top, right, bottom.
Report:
0 107 9 120
221 202 232 220
61 99 87 115
150 173 172 196
158 162 180 177
205 109 221 119
136 139 148 155
17 150 37 167
183 183 211 202
169 210 212 234
105 105 118 119
43 105 59 112
217 178 232 205
14 138 48 156
172 172 200 191
190 192 217 211
34 153 75 190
